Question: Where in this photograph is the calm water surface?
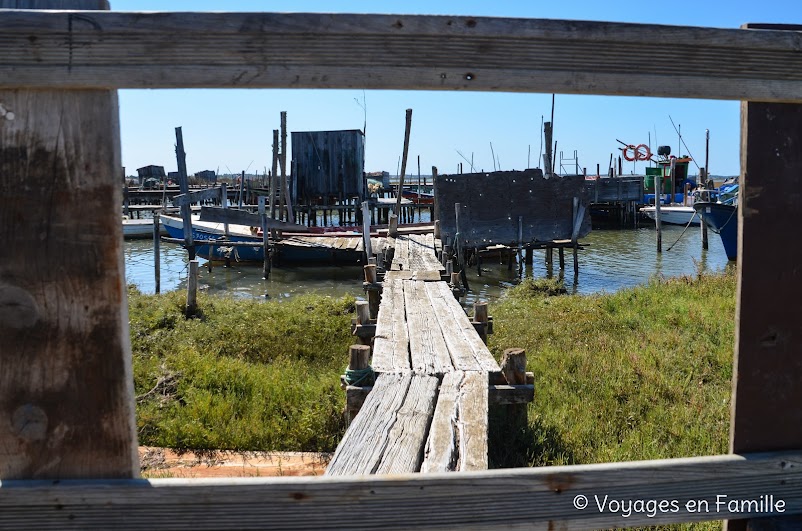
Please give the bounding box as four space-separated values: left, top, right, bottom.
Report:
124 221 732 304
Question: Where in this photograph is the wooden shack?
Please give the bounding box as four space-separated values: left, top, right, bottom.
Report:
291 129 365 205
135 164 165 183
194 169 216 182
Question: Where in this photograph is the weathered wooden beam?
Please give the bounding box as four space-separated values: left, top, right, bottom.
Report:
0 0 138 481
1 452 800 529
488 384 535 405
0 12 802 101
171 187 221 207
198 206 307 231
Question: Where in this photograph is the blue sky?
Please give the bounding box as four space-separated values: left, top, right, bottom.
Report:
113 1 802 178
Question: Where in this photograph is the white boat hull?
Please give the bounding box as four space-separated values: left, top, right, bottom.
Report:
640 205 700 226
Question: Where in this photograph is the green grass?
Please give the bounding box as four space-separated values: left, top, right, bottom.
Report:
129 287 355 453
488 271 735 468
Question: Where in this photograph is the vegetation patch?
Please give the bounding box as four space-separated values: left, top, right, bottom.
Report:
129 287 355 453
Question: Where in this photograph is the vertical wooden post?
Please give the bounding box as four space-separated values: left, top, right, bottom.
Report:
543 121 553 176
280 111 294 224
270 129 279 223
345 344 373 422
431 166 439 222
701 128 710 250
473 302 488 344
238 170 245 209
655 161 665 253
500 348 529 427
388 213 398 237
153 215 161 294
259 196 271 280
726 92 802 530
355 301 372 346
122 168 129 218
221 183 229 236
395 109 413 216
186 259 199 317
0 0 138 480
434 219 441 240
174 126 195 260
364 264 380 320
361 201 372 261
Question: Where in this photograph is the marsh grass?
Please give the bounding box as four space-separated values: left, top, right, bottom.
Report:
489 271 736 468
129 288 355 453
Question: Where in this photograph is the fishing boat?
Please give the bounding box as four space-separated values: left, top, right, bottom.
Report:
693 181 739 261
401 188 435 204
122 217 167 239
159 213 265 262
639 204 700 226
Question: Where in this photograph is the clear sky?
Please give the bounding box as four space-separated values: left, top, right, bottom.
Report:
113 0 802 178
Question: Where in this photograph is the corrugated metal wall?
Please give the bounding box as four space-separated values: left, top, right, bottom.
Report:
291 130 365 203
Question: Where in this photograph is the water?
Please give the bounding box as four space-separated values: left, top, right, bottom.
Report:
124 222 731 303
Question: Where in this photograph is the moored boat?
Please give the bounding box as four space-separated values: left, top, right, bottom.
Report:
639 204 700 226
693 181 739 260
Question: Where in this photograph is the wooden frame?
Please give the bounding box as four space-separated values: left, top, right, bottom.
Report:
1 3 801 529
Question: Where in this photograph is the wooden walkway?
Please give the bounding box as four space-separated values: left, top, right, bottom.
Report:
326 231 507 476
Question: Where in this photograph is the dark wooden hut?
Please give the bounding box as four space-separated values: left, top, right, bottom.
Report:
291 129 365 205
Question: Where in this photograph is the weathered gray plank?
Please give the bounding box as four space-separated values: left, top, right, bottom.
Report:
171 187 221 207
1 12 802 102
371 280 410 372
421 372 461 473
457 371 488 471
1 452 800 529
407 234 445 272
404 280 453 374
0 0 137 481
325 373 411 476
383 270 443 281
425 282 501 372
436 170 592 248
390 234 409 270
199 206 307 231
375 374 439 474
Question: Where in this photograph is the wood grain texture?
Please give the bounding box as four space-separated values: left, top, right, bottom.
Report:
421 372 461 473
371 280 410 372
457 371 488 471
0 11 802 101
404 280 452 374
732 101 802 454
0 452 799 529
325 373 411 476
435 170 592 248
375 374 438 474
0 3 137 481
425 282 501 372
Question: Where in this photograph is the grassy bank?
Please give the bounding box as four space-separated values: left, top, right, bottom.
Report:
129 288 355 453
488 272 736 469
130 270 736 464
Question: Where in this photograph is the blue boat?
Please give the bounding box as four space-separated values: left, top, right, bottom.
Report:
160 213 265 262
693 182 739 261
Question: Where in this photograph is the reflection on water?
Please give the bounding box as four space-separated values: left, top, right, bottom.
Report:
124 223 732 304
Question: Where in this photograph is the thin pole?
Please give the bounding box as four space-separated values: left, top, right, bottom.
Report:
153 215 160 294
702 129 710 250
395 108 413 216
174 126 195 261
280 111 293 224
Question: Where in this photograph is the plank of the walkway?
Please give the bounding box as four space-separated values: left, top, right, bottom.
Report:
371 280 410 372
0 0 138 481
404 280 453 374
2 12 802 102
391 234 409 271
457 371 489 471
383 270 442 281
407 234 444 272
421 371 461 472
425 282 501 372
325 373 411 476
2 452 800 529
375 374 439 474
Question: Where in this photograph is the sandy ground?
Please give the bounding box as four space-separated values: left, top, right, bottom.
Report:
139 446 330 478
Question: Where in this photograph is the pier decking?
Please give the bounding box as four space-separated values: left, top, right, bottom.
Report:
326 228 517 476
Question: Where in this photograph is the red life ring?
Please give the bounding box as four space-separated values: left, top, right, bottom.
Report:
623 144 651 162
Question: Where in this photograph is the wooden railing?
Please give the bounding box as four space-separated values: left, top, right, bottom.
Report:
1 2 801 529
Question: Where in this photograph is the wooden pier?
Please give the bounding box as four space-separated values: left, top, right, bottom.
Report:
328 230 533 476
2 4 802 529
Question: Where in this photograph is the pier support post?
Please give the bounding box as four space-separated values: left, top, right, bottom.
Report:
388 213 398 237
185 259 199 317
153 216 161 294
472 302 489 344
343 344 373 424
363 264 381 320
500 348 529 428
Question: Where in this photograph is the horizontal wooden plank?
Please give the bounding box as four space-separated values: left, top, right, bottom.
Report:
489 384 535 405
383 270 443 281
371 280 410 372
171 187 221 207
198 206 307 231
0 11 801 100
0 452 800 529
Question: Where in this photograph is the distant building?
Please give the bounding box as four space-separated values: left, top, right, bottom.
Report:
291 129 365 204
366 171 390 188
136 165 166 184
167 171 179 182
194 170 217 182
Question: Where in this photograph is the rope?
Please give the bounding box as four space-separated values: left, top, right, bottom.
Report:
666 210 698 251
344 366 375 387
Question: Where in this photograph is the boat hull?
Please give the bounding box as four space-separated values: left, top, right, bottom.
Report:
693 202 738 260
639 205 700 226
160 214 265 262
